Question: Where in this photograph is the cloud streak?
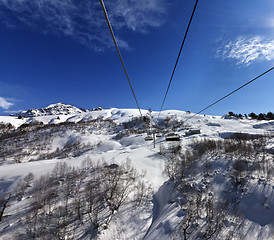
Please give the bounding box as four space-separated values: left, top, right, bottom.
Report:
109 0 166 31
0 97 13 109
217 37 274 66
0 0 167 51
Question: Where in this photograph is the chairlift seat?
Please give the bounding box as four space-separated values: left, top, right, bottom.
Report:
145 136 153 141
165 133 180 141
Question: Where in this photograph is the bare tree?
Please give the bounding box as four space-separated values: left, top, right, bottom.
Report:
0 193 11 221
15 179 27 199
177 200 197 240
24 172 34 187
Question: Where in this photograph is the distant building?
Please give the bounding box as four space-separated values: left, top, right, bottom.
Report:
185 129 200 136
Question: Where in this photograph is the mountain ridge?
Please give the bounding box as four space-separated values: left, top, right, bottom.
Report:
13 103 104 117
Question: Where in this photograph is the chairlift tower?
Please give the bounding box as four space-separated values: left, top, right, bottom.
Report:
144 108 156 148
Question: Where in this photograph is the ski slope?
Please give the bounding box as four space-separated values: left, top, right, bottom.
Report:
1 105 274 239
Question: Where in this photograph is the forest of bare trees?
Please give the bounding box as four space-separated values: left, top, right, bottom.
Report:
1 159 152 239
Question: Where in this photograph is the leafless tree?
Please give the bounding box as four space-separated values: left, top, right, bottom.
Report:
0 193 11 221
177 200 198 240
24 172 34 187
15 179 27 199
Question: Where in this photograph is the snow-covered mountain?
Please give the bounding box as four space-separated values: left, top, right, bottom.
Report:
14 102 90 117
1 105 274 239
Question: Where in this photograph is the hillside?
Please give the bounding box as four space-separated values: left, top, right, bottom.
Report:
0 105 274 239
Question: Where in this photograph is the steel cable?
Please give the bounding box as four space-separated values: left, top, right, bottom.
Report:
158 0 199 117
99 0 142 117
184 66 274 122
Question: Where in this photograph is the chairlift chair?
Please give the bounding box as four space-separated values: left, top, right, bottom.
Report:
156 132 162 138
144 135 153 141
165 133 180 141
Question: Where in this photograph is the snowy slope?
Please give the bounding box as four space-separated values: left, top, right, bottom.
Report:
1 105 274 239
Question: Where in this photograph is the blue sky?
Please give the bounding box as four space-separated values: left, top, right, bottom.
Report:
0 0 273 116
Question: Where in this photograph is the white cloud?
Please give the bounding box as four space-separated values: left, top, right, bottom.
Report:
0 0 167 51
217 36 274 66
108 0 166 32
0 97 13 109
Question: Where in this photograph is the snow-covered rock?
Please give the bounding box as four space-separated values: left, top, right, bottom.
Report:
222 113 237 119
14 102 86 117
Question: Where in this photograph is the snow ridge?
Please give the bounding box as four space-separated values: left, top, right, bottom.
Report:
15 103 86 117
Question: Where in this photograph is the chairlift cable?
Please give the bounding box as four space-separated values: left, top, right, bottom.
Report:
158 0 199 118
184 66 274 122
99 0 142 117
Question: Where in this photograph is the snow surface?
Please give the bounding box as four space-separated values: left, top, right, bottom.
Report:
1 106 274 239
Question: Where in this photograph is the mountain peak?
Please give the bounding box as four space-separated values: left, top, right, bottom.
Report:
46 102 66 108
15 103 86 117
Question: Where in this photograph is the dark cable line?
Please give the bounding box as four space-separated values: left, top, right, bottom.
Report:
184 66 274 122
99 0 142 117
158 0 199 117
